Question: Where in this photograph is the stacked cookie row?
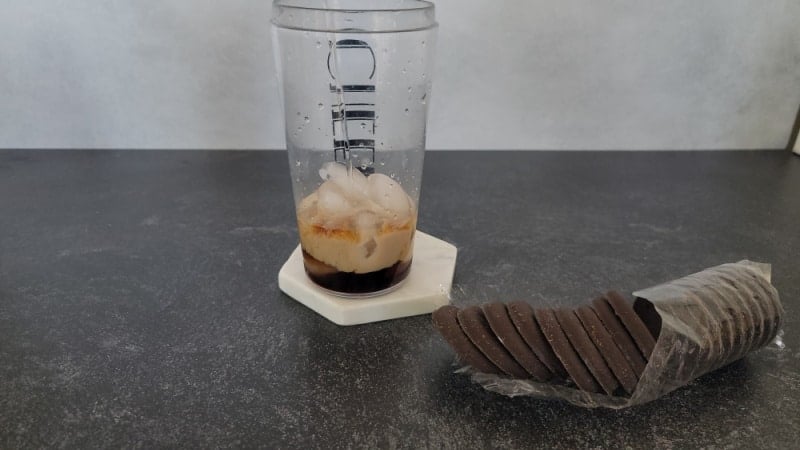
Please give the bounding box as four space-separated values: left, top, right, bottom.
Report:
432 291 658 396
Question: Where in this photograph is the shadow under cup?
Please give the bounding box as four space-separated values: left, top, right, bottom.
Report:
271 1 437 297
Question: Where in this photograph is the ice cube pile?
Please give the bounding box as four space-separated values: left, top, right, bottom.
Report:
312 162 414 229
296 162 417 274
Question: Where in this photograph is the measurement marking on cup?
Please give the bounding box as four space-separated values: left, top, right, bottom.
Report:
331 109 375 120
327 39 376 173
330 85 376 93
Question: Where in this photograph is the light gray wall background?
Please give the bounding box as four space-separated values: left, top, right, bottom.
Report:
1 0 798 150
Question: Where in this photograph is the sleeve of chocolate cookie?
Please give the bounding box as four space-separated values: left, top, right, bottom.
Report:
468 260 783 409
624 260 783 406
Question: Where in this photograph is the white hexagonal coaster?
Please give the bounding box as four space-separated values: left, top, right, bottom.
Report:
278 231 457 326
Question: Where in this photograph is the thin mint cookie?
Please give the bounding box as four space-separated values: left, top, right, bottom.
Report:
698 274 756 360
685 284 737 356
606 291 656 359
576 305 638 395
458 306 529 379
432 305 500 375
715 267 772 349
555 308 620 395
591 296 647 377
535 308 601 393
713 269 766 351
698 279 751 362
670 280 728 371
507 301 568 379
483 303 551 382
742 267 782 346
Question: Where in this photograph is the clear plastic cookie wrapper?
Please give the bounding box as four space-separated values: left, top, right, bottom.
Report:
439 261 784 409
272 0 437 297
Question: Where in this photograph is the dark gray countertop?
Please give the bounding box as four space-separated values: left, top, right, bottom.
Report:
1 150 799 448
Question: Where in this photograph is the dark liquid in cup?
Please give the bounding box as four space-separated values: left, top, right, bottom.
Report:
302 250 411 295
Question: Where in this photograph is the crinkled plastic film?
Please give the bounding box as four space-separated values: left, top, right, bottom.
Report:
466 261 784 409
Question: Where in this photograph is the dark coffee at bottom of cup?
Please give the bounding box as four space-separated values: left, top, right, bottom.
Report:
302 250 411 295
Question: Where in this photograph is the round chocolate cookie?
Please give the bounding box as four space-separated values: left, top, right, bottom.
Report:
575 305 638 395
605 291 656 359
458 306 530 379
671 279 728 371
698 274 756 360
737 267 782 347
507 301 568 379
698 279 752 362
432 305 500 375
734 269 777 348
684 285 737 362
555 308 620 395
483 303 551 382
534 308 601 393
713 269 765 352
591 296 648 377
715 267 772 348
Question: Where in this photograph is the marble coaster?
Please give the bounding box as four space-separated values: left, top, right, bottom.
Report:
278 231 457 326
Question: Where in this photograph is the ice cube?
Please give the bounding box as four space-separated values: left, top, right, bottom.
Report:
354 210 381 257
361 238 377 259
316 180 353 220
319 161 371 202
367 173 412 221
354 209 381 232
331 165 370 202
296 191 319 218
319 161 348 181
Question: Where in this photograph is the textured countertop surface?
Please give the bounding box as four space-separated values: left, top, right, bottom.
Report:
2 150 799 449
